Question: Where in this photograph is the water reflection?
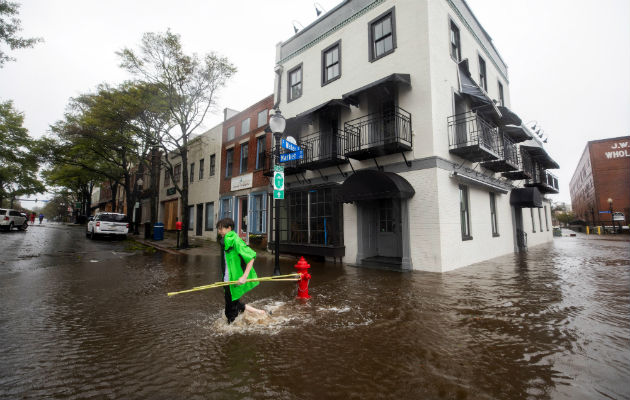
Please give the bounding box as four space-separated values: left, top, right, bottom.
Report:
0 227 629 399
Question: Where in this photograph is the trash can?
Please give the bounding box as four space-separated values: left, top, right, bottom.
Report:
153 222 164 241
144 222 152 239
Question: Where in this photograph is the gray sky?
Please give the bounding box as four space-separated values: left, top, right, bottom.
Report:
2 0 629 204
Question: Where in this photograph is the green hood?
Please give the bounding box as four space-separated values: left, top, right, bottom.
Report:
223 231 259 301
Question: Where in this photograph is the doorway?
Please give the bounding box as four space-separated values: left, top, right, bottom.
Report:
196 204 203 236
356 198 403 266
238 196 248 242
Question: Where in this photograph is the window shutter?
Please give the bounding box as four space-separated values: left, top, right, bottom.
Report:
262 193 268 233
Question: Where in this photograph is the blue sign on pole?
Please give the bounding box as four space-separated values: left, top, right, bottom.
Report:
281 139 301 152
599 211 611 214
280 150 304 163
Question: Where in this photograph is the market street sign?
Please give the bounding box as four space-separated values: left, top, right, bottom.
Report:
281 139 301 152
280 150 304 163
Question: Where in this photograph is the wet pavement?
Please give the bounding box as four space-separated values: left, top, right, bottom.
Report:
1 223 629 399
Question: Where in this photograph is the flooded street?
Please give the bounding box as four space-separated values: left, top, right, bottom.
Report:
1 224 629 399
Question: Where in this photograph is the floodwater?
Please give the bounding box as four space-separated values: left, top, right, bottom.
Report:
1 224 629 399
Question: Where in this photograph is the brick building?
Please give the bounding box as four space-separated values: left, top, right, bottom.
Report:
218 95 274 245
569 136 630 226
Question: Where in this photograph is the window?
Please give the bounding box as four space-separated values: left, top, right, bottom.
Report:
220 197 232 219
379 199 394 232
250 193 267 234
459 185 472 240
199 158 204 180
173 164 181 183
498 81 504 106
479 56 487 91
164 169 170 186
531 208 536 233
256 135 266 170
225 149 233 178
205 202 214 231
190 162 194 183
490 193 499 237
369 8 396 61
322 41 341 85
227 126 235 141
257 109 267 128
240 143 248 174
188 206 194 231
538 208 543 232
241 118 250 135
450 20 461 61
210 154 216 176
287 64 302 102
544 206 549 231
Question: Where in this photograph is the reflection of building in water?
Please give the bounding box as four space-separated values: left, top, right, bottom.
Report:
570 136 630 226
266 0 559 272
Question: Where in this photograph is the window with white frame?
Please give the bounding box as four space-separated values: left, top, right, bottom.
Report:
460 185 472 240
257 109 267 128
479 56 487 91
173 164 181 183
188 206 194 231
250 193 266 234
205 202 214 231
240 143 248 174
322 41 341 85
450 20 461 62
498 81 504 106
256 135 266 170
220 197 232 219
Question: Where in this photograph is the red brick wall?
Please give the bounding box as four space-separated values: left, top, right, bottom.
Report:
220 95 274 195
589 137 630 224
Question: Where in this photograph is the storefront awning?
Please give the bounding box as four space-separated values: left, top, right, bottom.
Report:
296 99 349 118
510 187 543 208
502 124 531 142
342 73 411 106
520 144 560 169
496 106 521 126
339 170 415 202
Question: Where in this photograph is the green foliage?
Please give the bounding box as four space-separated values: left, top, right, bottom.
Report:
556 211 575 227
0 0 42 67
0 100 45 203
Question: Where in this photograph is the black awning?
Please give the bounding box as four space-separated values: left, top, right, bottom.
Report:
458 60 490 105
496 106 522 126
501 124 531 142
283 117 303 138
340 170 415 202
510 187 543 208
296 99 350 118
520 145 560 169
342 73 411 106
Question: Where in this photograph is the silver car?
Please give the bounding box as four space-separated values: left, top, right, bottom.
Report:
86 212 129 239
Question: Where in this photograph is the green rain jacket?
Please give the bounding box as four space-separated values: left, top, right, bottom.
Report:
224 231 259 301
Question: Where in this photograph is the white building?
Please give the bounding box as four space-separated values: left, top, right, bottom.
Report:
158 123 223 240
270 0 558 271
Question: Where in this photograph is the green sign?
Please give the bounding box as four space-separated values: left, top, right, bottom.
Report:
166 187 176 196
273 166 284 200
273 190 284 199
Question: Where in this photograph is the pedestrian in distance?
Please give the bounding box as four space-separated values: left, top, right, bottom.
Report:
216 217 267 323
30 212 36 225
38 213 44 224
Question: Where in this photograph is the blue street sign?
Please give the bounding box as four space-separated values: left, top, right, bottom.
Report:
599 211 611 214
281 139 301 152
280 150 304 163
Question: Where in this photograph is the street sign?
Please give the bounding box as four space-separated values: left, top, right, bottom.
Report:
613 212 625 221
281 139 301 152
280 150 304 163
599 211 611 214
273 166 284 199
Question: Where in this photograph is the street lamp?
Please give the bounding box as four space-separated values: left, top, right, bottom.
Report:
134 177 144 235
269 109 286 276
608 198 614 233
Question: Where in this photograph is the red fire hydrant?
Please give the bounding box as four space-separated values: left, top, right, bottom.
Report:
294 257 311 299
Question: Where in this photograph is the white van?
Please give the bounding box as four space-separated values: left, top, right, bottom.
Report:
0 209 28 231
86 212 129 239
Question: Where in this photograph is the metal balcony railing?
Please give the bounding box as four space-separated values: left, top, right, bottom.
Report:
344 107 412 159
300 129 348 169
526 166 559 193
448 110 500 162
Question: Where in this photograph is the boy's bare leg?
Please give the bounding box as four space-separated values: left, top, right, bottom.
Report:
245 304 266 315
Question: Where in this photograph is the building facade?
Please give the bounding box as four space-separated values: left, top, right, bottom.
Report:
218 95 274 245
569 136 630 226
158 123 223 239
270 0 559 272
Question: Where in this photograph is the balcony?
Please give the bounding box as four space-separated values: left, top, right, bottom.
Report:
300 130 348 170
448 111 500 162
525 168 559 194
344 107 412 160
502 148 533 180
480 133 519 172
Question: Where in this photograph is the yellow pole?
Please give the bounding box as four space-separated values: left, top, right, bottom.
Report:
167 273 300 297
597 226 601 235
586 226 589 235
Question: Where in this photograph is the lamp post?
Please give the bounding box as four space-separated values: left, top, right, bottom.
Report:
134 177 143 235
608 198 614 234
269 109 286 276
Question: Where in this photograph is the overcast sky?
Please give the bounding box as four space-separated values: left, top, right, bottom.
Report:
1 0 629 204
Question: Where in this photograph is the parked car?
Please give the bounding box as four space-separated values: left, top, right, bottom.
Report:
0 208 28 231
86 212 129 239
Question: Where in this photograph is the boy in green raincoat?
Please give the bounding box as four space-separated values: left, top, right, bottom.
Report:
216 217 266 323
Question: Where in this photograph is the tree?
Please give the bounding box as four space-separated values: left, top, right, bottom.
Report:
0 0 42 67
0 100 45 206
118 29 236 247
